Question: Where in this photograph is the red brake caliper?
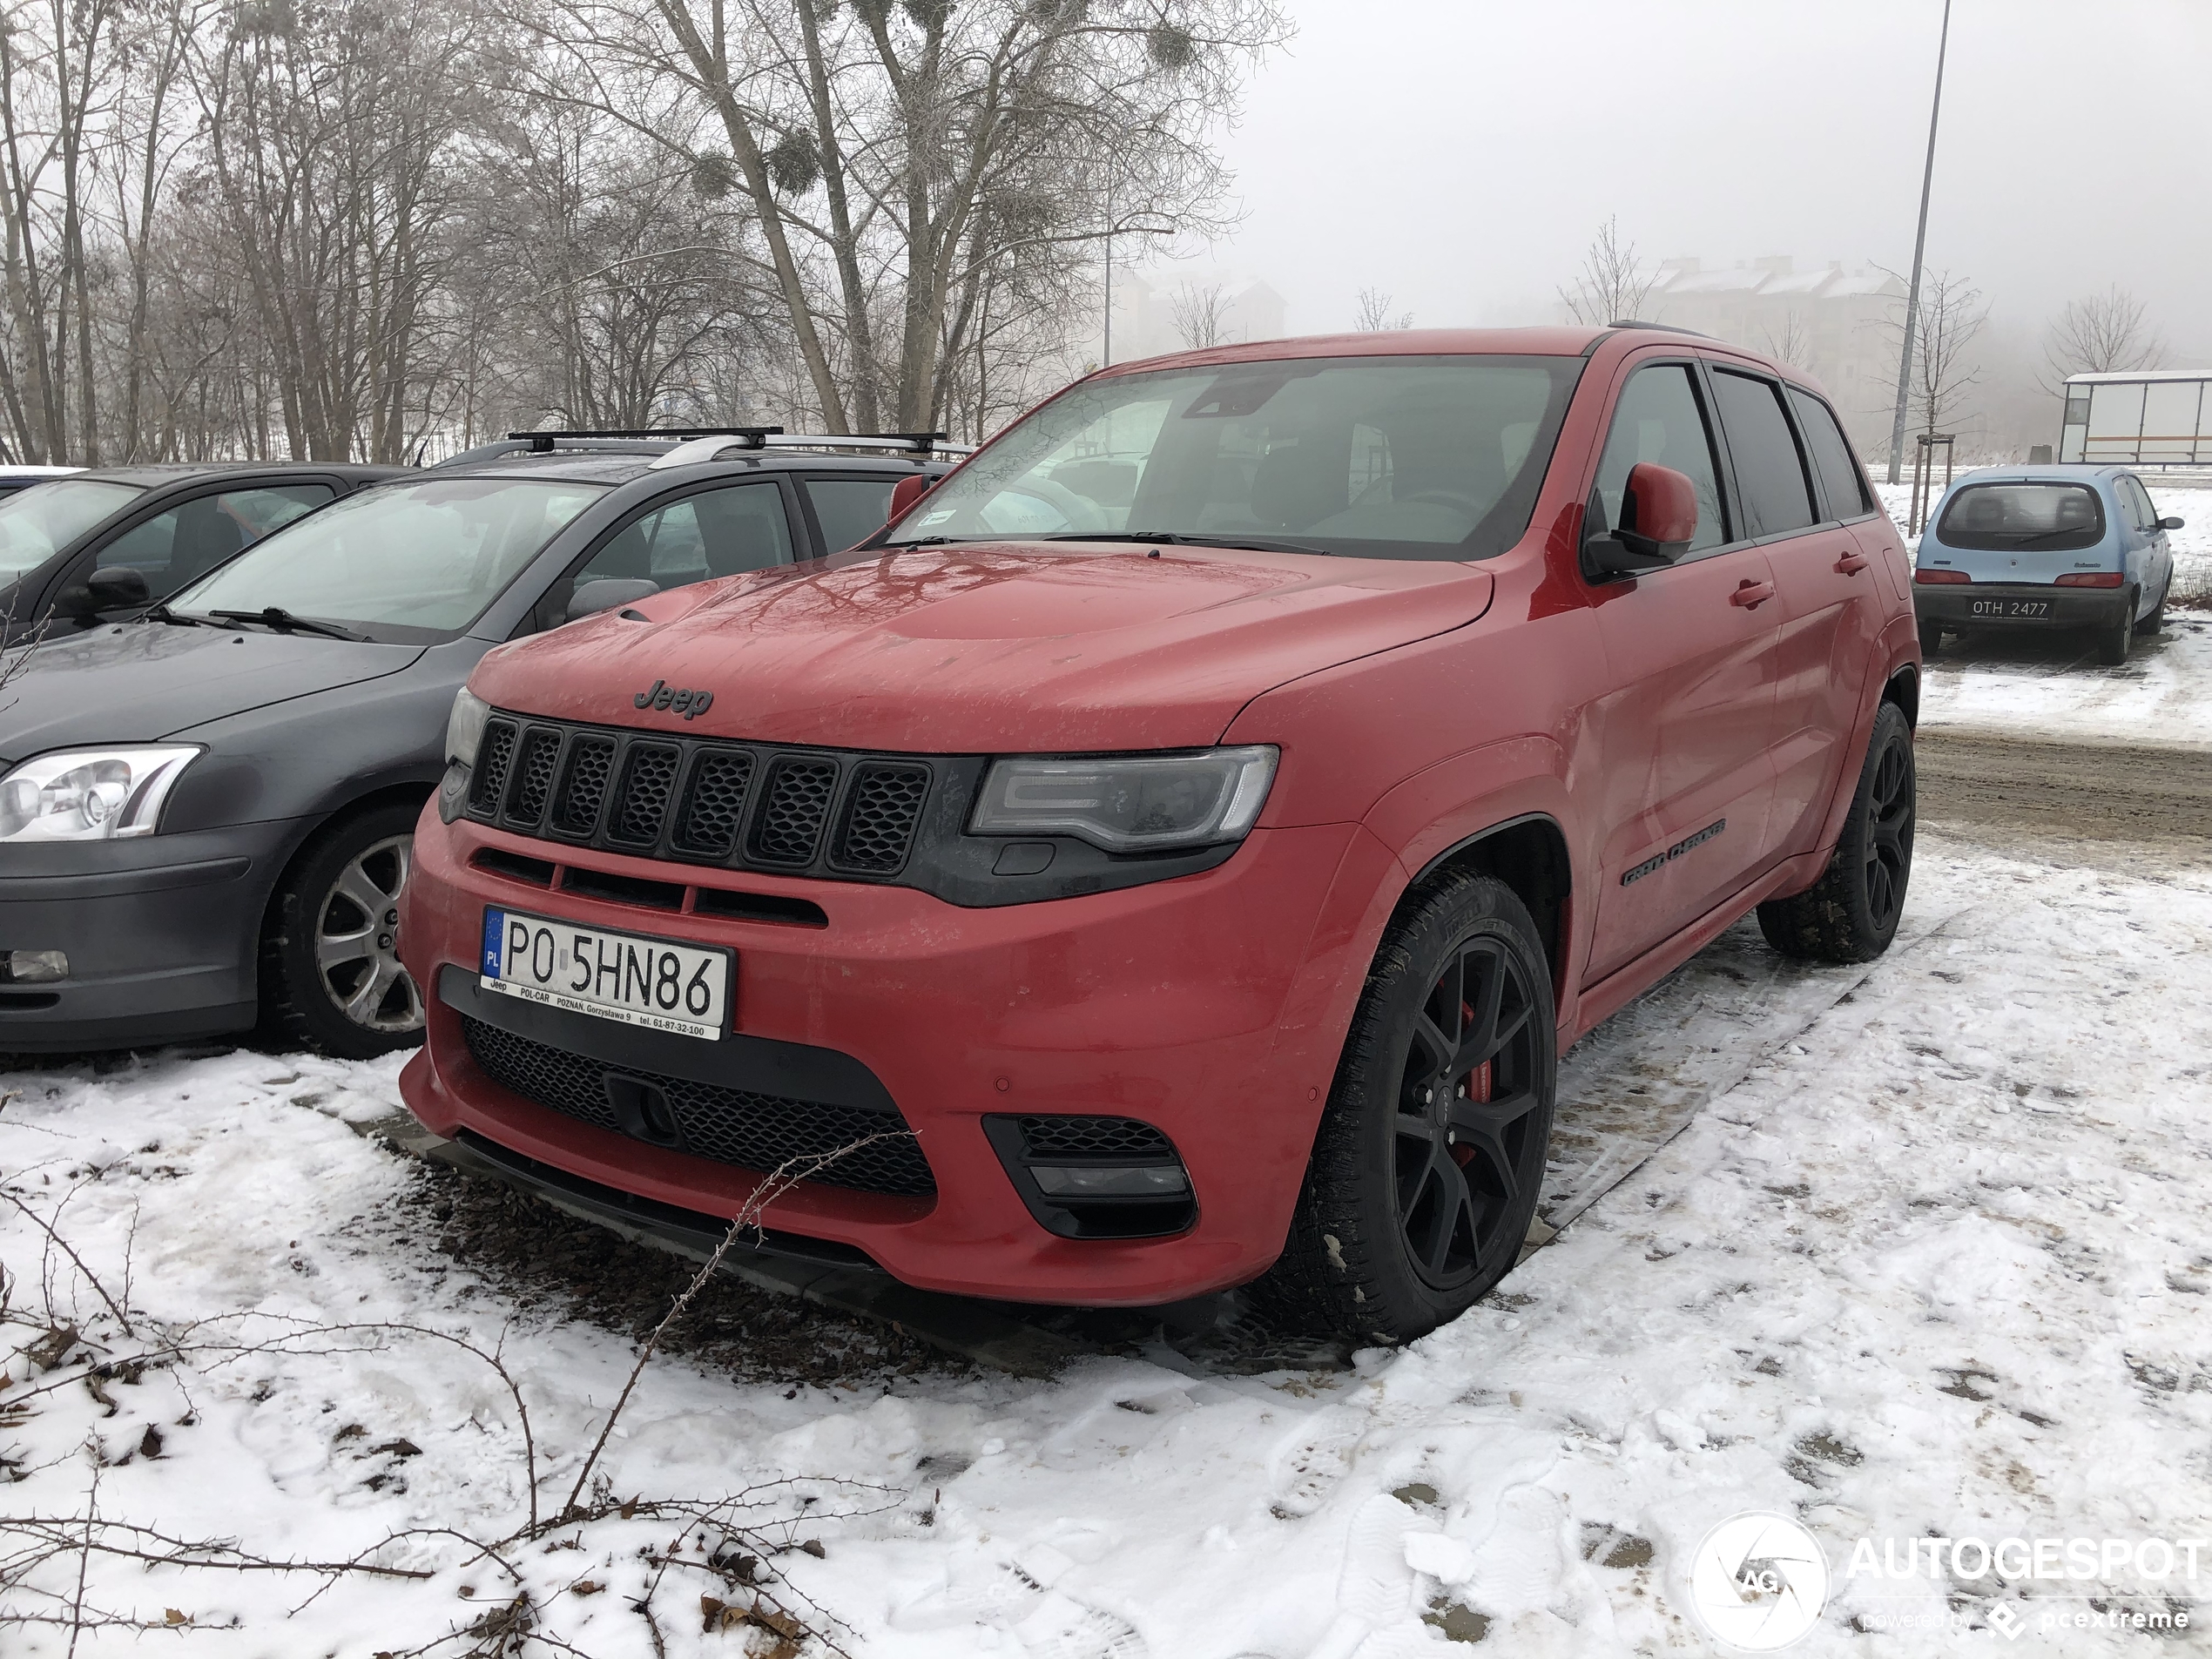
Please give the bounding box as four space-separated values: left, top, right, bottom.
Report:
1452 999 1492 1166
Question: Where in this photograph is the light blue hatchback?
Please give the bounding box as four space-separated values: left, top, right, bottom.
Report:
1912 464 2181 665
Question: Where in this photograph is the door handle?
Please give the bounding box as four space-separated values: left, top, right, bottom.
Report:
1730 579 1775 609
1834 552 1870 575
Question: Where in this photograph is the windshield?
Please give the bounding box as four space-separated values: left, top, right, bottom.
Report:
1936 482 2106 551
890 354 1583 560
174 477 606 640
0 478 145 583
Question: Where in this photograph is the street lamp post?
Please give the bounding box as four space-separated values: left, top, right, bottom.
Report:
1886 0 1954 485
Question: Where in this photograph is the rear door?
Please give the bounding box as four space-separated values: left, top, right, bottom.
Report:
2120 475 2170 613
1712 372 1884 860
1582 359 1781 985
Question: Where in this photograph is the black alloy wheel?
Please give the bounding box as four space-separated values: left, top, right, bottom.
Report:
1259 873 1557 1344
1757 700 1916 964
1392 934 1546 1291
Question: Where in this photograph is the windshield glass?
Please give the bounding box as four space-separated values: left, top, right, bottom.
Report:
1936 482 2106 551
0 479 145 583
890 354 1583 560
174 477 606 640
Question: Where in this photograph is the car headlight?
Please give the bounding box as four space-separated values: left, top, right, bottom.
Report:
444 686 490 769
0 745 199 842
969 745 1278 853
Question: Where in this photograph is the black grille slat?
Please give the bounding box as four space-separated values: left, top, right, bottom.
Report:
1017 1115 1176 1160
469 720 517 813
833 763 929 873
504 728 561 825
749 758 840 867
673 749 755 859
461 1016 934 1197
610 744 680 846
462 711 934 883
552 736 617 836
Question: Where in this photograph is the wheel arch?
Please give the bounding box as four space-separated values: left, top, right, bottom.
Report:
1403 812 1573 998
255 782 436 945
1883 662 1919 728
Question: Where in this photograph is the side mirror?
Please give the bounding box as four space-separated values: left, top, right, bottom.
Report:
887 472 934 524
566 577 658 623
2159 516 2185 531
56 564 152 617
1584 462 1699 579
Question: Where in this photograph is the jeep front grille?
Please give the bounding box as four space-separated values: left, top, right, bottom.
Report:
469 713 937 880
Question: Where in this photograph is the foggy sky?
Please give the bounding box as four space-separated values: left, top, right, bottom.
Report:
1139 0 2212 361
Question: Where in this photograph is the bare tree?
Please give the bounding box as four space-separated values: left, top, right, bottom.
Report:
2044 284 2165 387
1558 216 1655 326
1883 266 1985 436
1760 310 1810 369
1353 286 1410 331
1169 280 1232 349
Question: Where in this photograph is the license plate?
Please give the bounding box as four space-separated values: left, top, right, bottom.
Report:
1969 598 2053 618
480 908 731 1040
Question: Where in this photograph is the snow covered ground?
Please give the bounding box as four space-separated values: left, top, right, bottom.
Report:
6 828 2211 1656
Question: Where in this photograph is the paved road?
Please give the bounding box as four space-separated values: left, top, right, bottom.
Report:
1916 725 2212 852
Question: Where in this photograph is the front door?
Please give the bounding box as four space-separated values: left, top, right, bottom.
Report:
1582 361 1781 985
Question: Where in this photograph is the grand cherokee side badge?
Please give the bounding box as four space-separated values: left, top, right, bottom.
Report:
634 679 713 718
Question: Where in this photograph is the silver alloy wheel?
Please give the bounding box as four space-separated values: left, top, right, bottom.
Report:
315 833 423 1033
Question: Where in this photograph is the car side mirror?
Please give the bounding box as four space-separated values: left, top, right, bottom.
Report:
2159 516 2185 531
1584 462 1699 579
56 564 152 617
887 472 934 524
566 577 658 623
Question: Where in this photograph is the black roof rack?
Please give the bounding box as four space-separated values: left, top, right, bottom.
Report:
503 426 784 453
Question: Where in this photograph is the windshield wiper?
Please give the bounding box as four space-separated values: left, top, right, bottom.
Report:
1030 530 1335 556
211 607 369 642
143 602 208 627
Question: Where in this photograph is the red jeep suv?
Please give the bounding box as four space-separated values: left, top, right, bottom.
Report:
398 327 1919 1342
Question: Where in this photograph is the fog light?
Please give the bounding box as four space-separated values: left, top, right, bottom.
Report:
1028 1163 1190 1197
5 949 67 982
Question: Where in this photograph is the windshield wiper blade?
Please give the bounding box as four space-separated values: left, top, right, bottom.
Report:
143 602 208 627
211 607 368 642
1031 530 1336 556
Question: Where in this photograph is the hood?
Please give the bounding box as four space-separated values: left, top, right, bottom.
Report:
469 543 1495 751
0 621 423 760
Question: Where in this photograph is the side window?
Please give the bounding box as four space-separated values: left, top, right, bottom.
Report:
575 480 795 593
803 475 900 553
98 483 332 600
1710 370 1817 537
2121 477 2156 531
1784 387 1872 519
1590 364 1729 556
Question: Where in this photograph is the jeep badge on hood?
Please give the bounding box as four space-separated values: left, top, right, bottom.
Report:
633 679 713 718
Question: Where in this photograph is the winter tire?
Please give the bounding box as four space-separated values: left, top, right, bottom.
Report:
1757 700 1915 964
262 801 426 1058
1260 873 1556 1345
2094 594 2134 666
1917 618 1942 658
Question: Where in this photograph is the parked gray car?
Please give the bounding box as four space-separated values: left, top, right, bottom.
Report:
0 431 958 1056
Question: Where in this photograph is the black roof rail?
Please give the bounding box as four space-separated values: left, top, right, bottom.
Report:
503 426 784 453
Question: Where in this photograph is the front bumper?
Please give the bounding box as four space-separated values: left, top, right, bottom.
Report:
1914 581 2131 631
398 812 1374 1306
0 819 304 1051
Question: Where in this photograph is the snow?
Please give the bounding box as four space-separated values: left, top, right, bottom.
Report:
7 831 2212 1654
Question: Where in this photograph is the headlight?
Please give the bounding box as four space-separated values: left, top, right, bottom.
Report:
445 686 490 768
969 745 1278 853
0 745 199 842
